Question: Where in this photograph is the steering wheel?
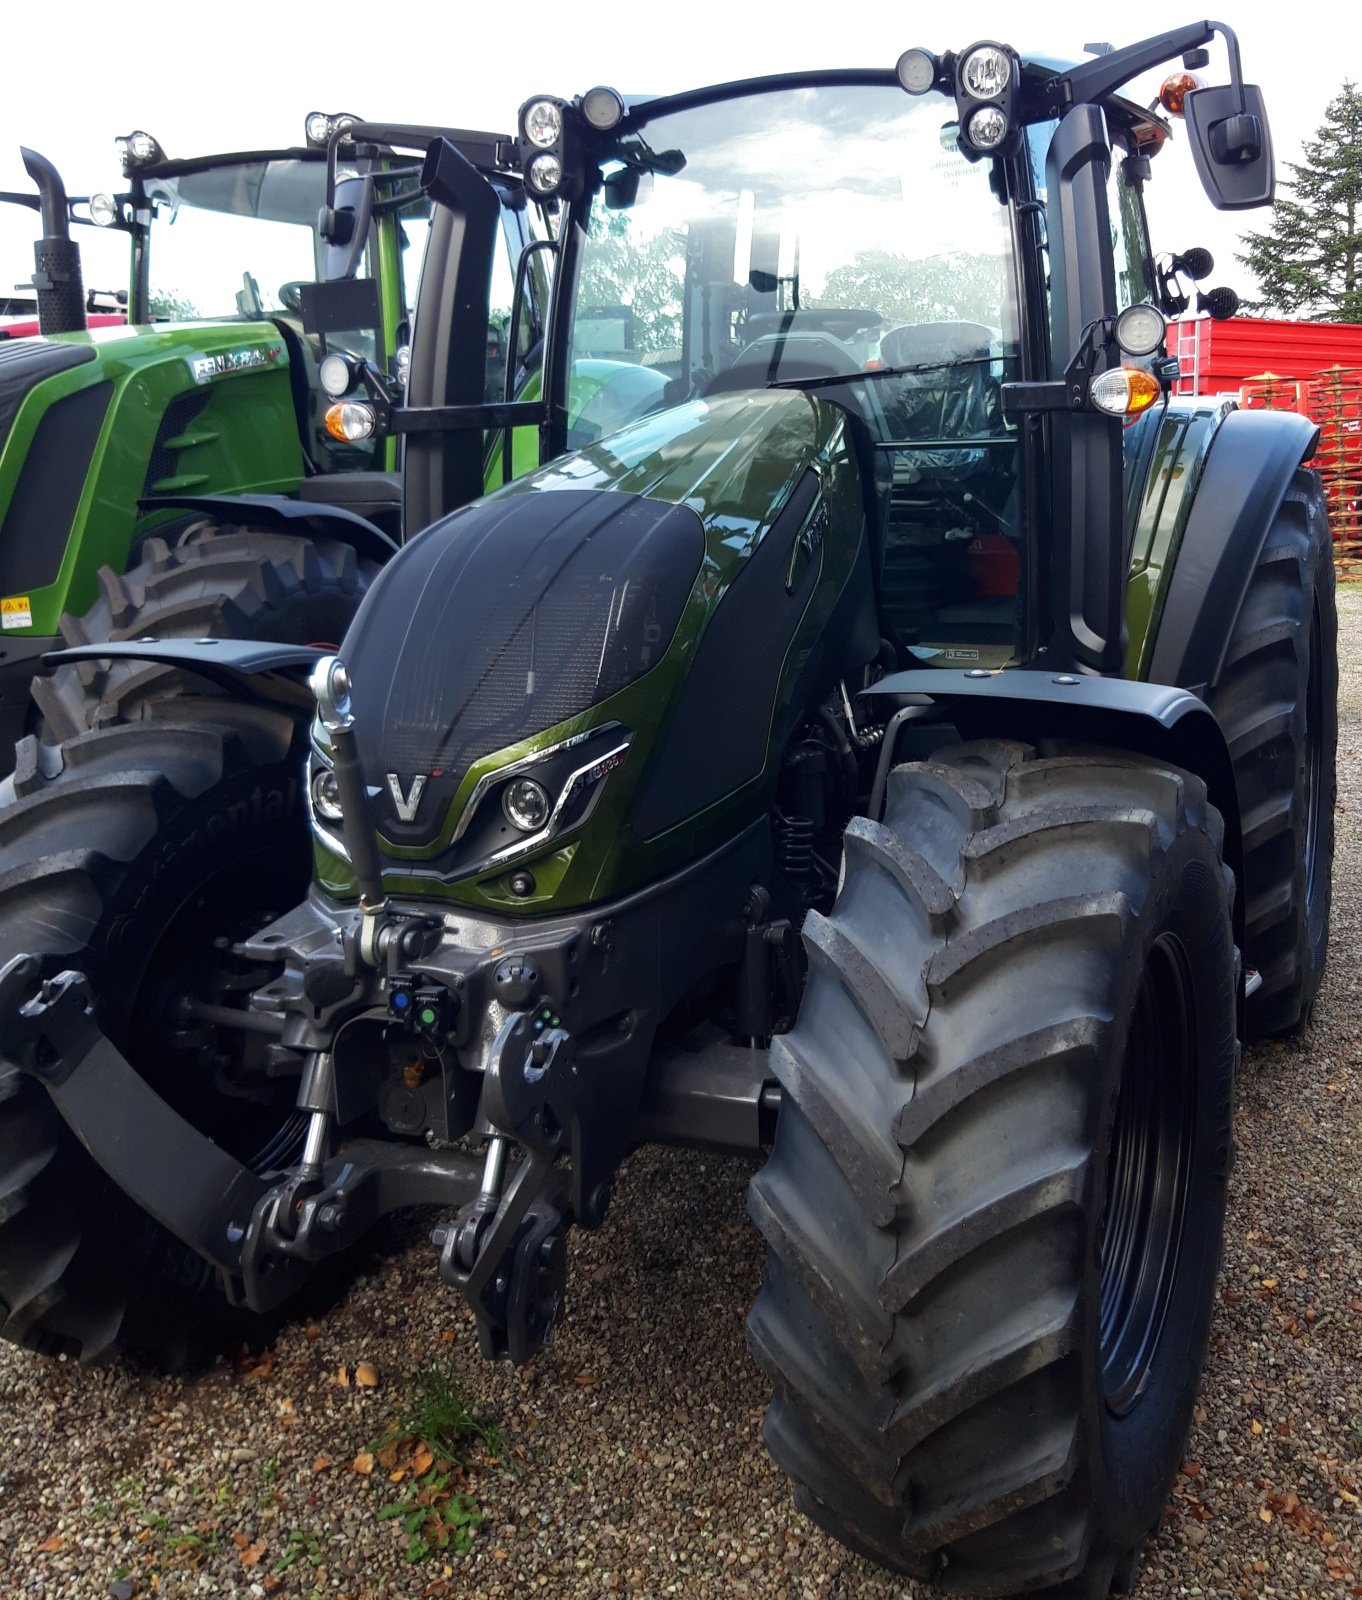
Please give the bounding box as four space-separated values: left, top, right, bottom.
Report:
278 281 308 316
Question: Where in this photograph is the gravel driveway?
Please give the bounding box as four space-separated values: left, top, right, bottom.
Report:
3 594 1360 1600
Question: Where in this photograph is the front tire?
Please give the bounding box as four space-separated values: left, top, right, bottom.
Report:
748 741 1238 1597
0 709 313 1365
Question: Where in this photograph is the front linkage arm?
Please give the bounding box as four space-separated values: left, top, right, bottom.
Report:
0 954 576 1361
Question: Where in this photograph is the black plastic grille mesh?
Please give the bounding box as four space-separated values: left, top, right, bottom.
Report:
141 389 212 496
344 488 704 841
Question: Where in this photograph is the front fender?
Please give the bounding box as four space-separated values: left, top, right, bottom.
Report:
862 667 1243 949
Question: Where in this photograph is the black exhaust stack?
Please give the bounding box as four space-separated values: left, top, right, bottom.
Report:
21 147 86 336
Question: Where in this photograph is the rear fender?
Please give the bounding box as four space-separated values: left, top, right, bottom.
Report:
139 492 397 564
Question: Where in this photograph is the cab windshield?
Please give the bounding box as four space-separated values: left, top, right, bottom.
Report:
571 79 1026 662
143 157 341 322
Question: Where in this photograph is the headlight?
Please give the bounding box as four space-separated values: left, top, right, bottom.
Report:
305 111 333 146
1113 304 1167 358
128 131 158 163
967 105 1009 151
306 749 350 861
523 99 563 149
310 762 344 824
1090 367 1161 418
527 153 563 194
961 46 1012 98
503 777 552 832
89 192 119 228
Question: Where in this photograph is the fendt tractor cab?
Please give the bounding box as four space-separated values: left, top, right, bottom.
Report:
0 120 545 759
0 25 1336 1600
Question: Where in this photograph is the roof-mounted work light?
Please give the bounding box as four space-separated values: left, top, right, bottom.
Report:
950 42 1022 161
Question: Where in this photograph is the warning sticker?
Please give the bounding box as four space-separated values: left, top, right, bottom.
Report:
1 595 32 631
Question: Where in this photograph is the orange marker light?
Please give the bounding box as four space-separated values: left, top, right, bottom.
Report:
1090 367 1162 418
1159 72 1203 117
324 401 377 442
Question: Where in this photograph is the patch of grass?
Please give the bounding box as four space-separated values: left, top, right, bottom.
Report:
379 1361 504 1461
363 1361 503 1564
273 1528 330 1576
260 1456 279 1486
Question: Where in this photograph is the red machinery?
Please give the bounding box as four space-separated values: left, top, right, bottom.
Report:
1171 315 1362 560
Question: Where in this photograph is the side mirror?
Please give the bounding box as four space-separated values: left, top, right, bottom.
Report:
1184 83 1274 209
319 173 374 281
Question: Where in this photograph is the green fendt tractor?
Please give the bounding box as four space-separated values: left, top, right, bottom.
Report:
0 25 1336 1598
0 120 542 758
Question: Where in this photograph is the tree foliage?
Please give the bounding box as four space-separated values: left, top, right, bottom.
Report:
816 250 1004 329
577 213 684 355
1237 82 1362 321
147 288 200 320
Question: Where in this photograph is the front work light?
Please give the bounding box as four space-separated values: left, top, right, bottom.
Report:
528 152 563 194
115 130 164 173
523 99 564 149
960 45 1012 98
950 40 1021 161
896 48 939 95
1113 303 1167 357
581 86 625 131
305 110 360 149
88 192 119 227
1090 366 1162 418
324 401 377 442
967 105 1009 151
319 351 360 398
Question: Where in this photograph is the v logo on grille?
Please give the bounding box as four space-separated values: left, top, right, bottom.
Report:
386 772 428 821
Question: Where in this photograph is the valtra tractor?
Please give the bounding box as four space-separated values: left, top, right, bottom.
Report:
0 120 544 761
0 23 1336 1598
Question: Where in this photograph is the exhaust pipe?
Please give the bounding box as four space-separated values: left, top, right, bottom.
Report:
20 147 86 336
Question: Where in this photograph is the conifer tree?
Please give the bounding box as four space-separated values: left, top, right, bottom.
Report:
1238 82 1362 321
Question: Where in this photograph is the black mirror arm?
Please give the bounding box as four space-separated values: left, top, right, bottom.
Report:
1042 21 1247 116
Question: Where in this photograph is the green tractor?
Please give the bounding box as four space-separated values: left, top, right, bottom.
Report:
0 24 1336 1598
0 119 545 758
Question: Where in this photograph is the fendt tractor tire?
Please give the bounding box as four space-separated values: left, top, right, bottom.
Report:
0 707 315 1365
1204 469 1338 1038
748 741 1238 1598
31 522 380 741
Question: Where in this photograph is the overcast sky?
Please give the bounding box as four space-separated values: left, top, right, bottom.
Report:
2 0 1355 306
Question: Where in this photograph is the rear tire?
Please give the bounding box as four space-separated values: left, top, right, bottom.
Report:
1203 469 1337 1037
0 709 313 1365
32 521 379 740
748 741 1238 1597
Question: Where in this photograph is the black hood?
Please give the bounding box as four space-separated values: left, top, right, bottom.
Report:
341 486 704 846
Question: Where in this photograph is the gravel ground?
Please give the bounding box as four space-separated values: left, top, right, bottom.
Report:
3 597 1361 1600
